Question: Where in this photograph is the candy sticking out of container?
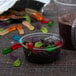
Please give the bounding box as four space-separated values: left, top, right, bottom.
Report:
26 42 34 49
55 40 62 47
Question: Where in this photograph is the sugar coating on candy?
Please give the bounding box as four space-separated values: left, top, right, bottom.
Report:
34 41 43 48
48 21 54 26
40 26 48 33
2 47 12 54
13 59 21 67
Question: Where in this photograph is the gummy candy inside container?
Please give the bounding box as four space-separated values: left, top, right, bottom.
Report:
19 33 63 63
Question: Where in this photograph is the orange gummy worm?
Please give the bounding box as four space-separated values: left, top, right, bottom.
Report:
16 24 24 34
32 12 44 21
7 25 16 32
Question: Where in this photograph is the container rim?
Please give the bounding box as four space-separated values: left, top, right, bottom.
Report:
54 0 76 6
71 18 76 49
19 33 63 51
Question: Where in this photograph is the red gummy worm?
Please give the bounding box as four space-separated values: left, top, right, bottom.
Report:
10 43 22 51
55 41 62 47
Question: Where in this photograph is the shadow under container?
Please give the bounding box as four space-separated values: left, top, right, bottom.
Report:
19 33 63 64
54 0 76 50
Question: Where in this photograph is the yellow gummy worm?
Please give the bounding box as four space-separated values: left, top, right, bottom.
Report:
22 21 35 30
0 29 9 36
16 24 24 35
0 25 16 36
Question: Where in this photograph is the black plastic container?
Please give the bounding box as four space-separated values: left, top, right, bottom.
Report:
19 33 63 64
12 0 45 11
58 14 76 50
54 0 76 50
24 47 60 64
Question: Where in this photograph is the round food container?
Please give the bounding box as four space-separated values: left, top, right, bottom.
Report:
19 33 63 64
